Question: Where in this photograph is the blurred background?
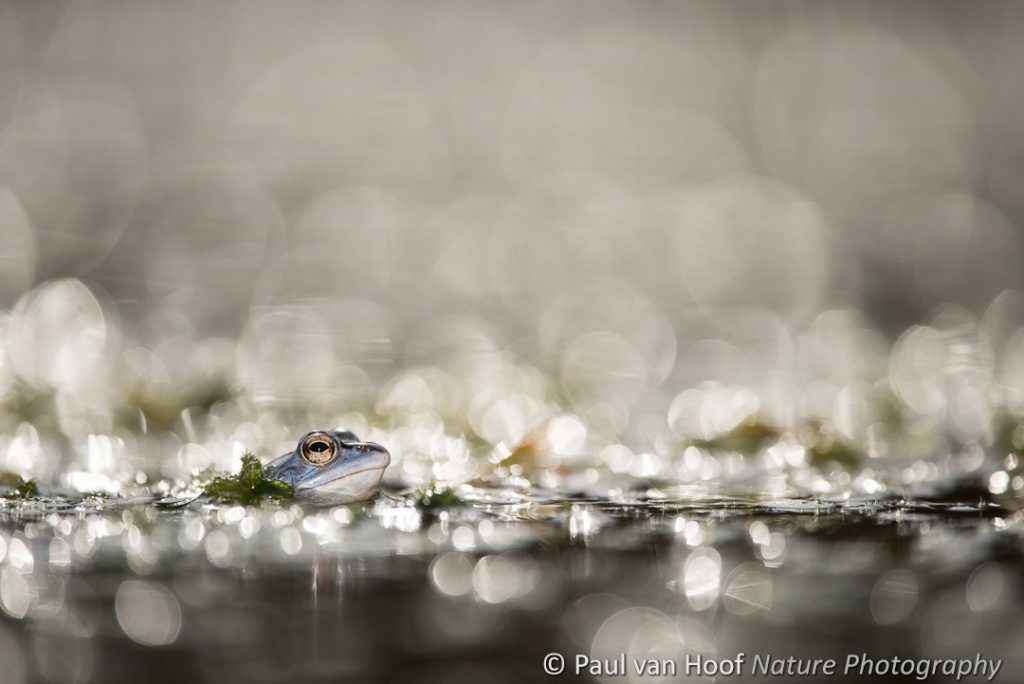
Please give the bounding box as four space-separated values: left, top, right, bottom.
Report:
4 0 1024 488
4 2 1024 684
3 0 1024 324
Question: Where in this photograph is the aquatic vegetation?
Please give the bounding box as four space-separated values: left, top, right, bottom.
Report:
806 430 863 468
414 481 465 519
117 375 236 433
0 471 41 499
689 419 782 454
202 453 295 505
687 419 865 467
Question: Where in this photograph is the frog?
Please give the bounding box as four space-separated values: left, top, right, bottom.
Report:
264 430 391 503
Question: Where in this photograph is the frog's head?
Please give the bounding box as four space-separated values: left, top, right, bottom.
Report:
265 430 390 503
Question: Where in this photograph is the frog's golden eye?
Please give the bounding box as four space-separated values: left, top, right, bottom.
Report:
301 434 336 465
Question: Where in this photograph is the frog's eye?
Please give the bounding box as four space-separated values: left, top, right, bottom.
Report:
301 434 336 465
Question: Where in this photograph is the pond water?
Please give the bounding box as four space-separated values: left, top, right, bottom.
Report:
3 281 1023 683
0 483 1019 684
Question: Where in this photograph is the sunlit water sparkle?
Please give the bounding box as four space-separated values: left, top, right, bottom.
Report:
0 479 1019 683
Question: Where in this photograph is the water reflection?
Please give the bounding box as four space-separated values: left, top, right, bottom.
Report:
114 580 181 646
0 482 1018 682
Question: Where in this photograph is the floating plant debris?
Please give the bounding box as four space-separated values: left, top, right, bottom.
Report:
201 453 295 505
688 419 782 454
0 470 41 498
413 481 466 520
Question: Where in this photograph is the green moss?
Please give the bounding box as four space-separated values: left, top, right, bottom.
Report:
992 411 1024 457
797 419 864 468
686 418 865 468
689 420 781 453
116 376 236 434
807 434 863 468
2 382 64 442
0 471 41 499
202 453 295 505
414 481 465 519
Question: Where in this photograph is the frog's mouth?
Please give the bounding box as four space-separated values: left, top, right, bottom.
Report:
297 463 387 491
296 464 389 501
